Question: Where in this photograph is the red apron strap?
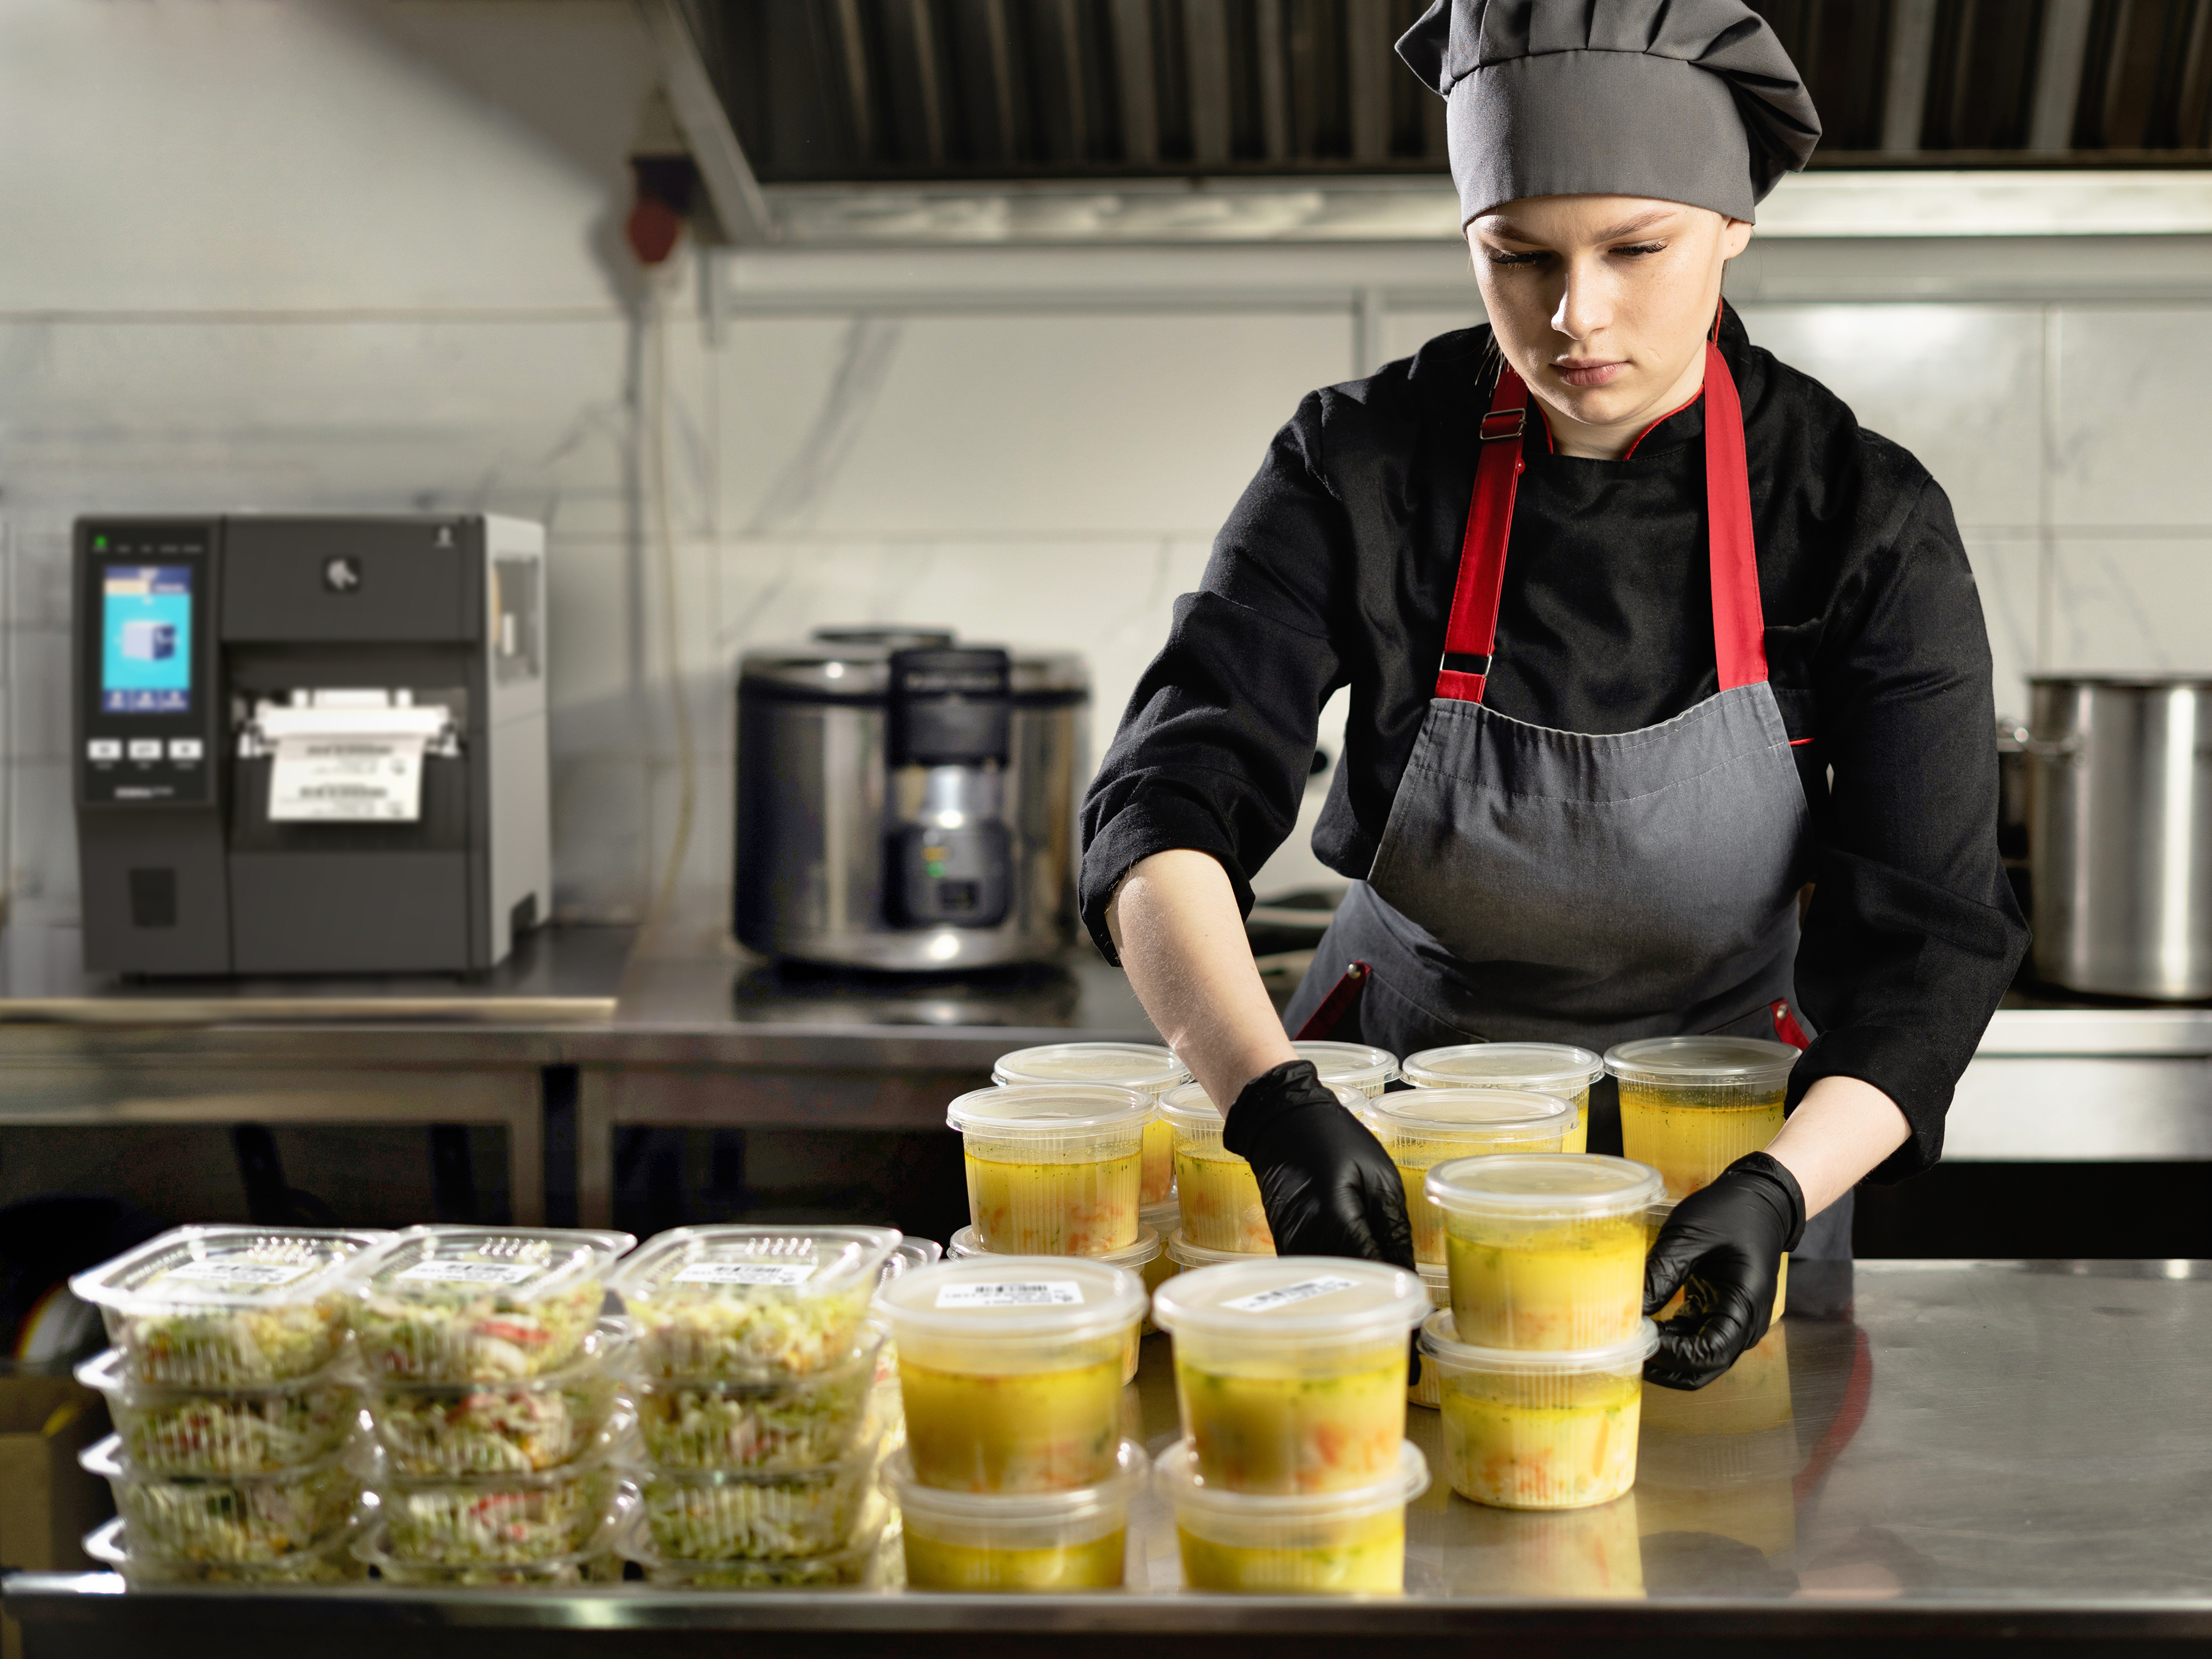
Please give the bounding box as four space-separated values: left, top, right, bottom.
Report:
1292 961 1371 1041
1702 339 1768 689
1433 367 1529 702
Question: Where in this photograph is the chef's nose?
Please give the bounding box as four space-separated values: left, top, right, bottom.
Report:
1550 254 1611 344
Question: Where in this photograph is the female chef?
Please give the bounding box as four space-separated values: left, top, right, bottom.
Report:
1078 0 2028 1387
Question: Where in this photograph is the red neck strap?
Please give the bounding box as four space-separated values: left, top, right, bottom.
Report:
1435 340 1767 704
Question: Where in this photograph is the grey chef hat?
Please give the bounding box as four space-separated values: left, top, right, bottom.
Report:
1397 0 1821 225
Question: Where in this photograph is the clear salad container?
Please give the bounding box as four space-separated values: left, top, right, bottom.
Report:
1159 1083 1273 1255
1645 1198 1787 1329
347 1226 630 1383
71 1225 388 1388
1159 1437 1428 1594
355 1488 634 1585
76 1345 367 1477
887 1438 1145 1591
876 1255 1147 1493
612 1223 899 1382
1426 1155 1660 1351
1365 1088 1577 1264
1606 1037 1798 1200
1292 1041 1399 1099
632 1320 884 1471
637 1430 883 1559
1150 1257 1427 1496
375 1433 632 1564
879 1238 944 1285
1399 1043 1606 1155
947 1084 1153 1256
81 1432 369 1563
1420 1310 1658 1510
83 1513 371 1586
946 1225 1160 1385
1409 1261 1449 1410
371 1318 630 1477
993 1042 1189 1207
623 1514 891 1587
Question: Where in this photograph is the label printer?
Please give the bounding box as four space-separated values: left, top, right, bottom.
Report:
73 515 551 976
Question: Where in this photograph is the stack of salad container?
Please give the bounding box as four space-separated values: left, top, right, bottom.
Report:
876 1255 1149 1591
611 1224 903 1587
1150 1258 1430 1593
69 1225 388 1585
345 1226 637 1585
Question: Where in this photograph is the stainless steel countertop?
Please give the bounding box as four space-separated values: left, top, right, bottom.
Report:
7 1261 2211 1654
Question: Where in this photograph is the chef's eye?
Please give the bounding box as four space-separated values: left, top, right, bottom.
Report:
1484 249 1548 267
1612 241 1666 257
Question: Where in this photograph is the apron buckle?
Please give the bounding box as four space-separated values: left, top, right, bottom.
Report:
1479 408 1526 443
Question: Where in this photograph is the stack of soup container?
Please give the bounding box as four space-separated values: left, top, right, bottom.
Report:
1418 1155 1663 1510
610 1224 903 1587
1399 1043 1605 1155
71 1225 386 1585
1150 1258 1430 1592
345 1225 637 1585
876 1255 1150 1590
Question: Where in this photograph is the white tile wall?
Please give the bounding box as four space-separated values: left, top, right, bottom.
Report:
2052 308 2212 529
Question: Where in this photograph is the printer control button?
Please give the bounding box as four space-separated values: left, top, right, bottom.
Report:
168 738 203 761
127 739 162 761
87 739 121 761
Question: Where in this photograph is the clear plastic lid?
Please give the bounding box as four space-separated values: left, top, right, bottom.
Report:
884 1438 1147 1524
1365 1088 1577 1140
947 1222 1163 1272
1400 1043 1604 1093
71 1226 387 1317
1292 1041 1398 1091
944 1083 1153 1137
1140 1198 1183 1231
1156 1436 1429 1519
1424 1154 1663 1219
992 1043 1188 1098
1159 1079 1361 1131
611 1224 900 1304
75 1344 364 1403
351 1226 631 1303
1418 1260 1448 1308
879 1238 944 1288
1150 1256 1427 1343
873 1255 1147 1344
1418 1308 1660 1375
1164 1230 1275 1270
1605 1036 1798 1088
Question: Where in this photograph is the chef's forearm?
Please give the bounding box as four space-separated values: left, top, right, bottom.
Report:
1763 1073 1912 1219
1107 849 1297 1106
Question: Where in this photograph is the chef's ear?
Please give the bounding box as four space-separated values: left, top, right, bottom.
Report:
1720 217 1754 261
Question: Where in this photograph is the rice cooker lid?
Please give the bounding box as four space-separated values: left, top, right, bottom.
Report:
740 628 1088 701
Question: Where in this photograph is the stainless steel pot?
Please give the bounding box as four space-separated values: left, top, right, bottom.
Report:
734 629 1088 971
2028 674 2212 999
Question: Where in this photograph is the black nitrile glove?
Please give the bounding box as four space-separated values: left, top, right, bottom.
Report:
1644 1150 1805 1391
1223 1061 1416 1272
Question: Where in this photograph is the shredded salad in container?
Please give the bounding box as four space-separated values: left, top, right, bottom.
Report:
370 1319 630 1477
633 1321 882 1472
81 1433 371 1564
610 1225 900 1382
347 1226 631 1383
638 1433 882 1561
375 1437 632 1565
84 1513 371 1586
76 1346 367 1477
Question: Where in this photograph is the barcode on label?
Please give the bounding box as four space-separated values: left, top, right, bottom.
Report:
934 1281 1084 1309
164 1260 315 1288
1222 1276 1359 1314
673 1261 817 1287
396 1260 539 1287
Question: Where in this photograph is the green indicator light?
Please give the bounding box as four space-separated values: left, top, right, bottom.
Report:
925 861 946 878
92 535 107 550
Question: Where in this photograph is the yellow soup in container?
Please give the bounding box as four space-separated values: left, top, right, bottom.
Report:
993 1044 1189 1209
945 1223 1161 1384
947 1083 1153 1257
887 1439 1144 1591
1159 1083 1273 1253
1606 1037 1798 1201
1292 1041 1399 1101
1158 1437 1428 1594
876 1256 1147 1494
1427 1155 1661 1352
1421 1310 1657 1510
1151 1256 1428 1496
1400 1043 1605 1157
1365 1088 1576 1265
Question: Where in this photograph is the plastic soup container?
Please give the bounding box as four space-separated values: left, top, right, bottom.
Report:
611 1224 900 1382
877 1257 1147 1493
1160 1083 1272 1253
1408 1262 1448 1410
1293 1041 1398 1100
945 1225 1160 1383
888 1439 1145 1591
994 1043 1189 1207
1160 1437 1429 1594
1150 1257 1428 1496
347 1227 631 1383
76 1346 367 1477
1421 1311 1657 1510
1400 1044 1605 1156
72 1225 388 1388
1607 1037 1797 1200
1366 1089 1576 1264
1427 1156 1660 1351
947 1084 1152 1256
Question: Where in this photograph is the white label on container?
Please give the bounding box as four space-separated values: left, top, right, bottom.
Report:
1222 1276 1359 1314
673 1261 817 1287
163 1260 315 1288
933 1281 1084 1309
395 1260 539 1286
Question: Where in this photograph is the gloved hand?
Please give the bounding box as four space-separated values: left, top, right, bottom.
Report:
1223 1061 1416 1272
1644 1150 1805 1390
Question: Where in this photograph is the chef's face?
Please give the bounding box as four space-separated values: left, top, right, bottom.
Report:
1467 195 1751 455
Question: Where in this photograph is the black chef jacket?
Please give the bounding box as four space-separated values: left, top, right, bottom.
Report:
1079 305 2028 1182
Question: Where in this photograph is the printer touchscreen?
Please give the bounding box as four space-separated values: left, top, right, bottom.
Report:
100 564 194 714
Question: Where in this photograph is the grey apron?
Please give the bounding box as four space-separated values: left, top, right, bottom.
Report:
1283 339 1851 1257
